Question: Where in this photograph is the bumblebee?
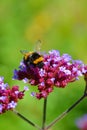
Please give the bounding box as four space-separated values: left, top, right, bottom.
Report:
20 50 44 68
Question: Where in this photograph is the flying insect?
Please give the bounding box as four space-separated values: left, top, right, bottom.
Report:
20 40 44 68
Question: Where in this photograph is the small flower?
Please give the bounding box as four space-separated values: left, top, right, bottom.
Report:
24 86 29 91
0 77 4 83
13 50 85 99
62 54 72 61
49 50 60 57
0 104 3 113
76 114 87 130
23 78 29 83
30 92 36 97
7 101 17 109
0 76 27 114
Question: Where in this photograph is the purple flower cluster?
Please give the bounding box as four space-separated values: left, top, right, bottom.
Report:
84 66 87 83
13 50 86 99
76 114 87 130
0 77 28 114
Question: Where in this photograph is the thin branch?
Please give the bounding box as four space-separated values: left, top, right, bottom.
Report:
46 94 86 130
13 109 41 130
42 98 47 130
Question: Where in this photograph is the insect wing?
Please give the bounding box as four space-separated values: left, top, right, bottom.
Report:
34 40 42 53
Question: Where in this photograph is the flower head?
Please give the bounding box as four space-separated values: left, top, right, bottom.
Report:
76 114 87 130
83 65 87 84
0 76 27 114
13 50 85 99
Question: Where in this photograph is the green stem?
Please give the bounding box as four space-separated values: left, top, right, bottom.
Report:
42 98 47 130
46 94 86 130
13 109 41 130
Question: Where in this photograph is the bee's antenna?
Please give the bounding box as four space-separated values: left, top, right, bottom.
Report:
20 50 29 55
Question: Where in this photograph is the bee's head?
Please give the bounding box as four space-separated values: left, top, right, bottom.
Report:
24 52 33 60
20 50 33 60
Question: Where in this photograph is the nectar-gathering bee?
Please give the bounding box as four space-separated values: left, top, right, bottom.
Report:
20 51 44 68
20 40 44 68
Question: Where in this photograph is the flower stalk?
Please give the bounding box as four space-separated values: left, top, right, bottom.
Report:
13 109 41 130
42 98 47 130
46 84 87 130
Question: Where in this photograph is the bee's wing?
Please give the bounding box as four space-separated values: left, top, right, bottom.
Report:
34 40 42 52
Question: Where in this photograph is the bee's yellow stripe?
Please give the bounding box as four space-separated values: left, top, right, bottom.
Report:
33 57 44 64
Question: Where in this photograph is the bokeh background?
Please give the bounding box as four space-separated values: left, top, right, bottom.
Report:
0 0 87 130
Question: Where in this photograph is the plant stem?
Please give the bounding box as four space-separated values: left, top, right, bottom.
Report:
13 109 41 130
46 94 86 130
42 98 47 130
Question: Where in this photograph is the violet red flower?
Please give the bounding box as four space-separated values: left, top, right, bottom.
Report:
83 65 87 83
76 114 87 130
0 76 28 114
13 50 85 99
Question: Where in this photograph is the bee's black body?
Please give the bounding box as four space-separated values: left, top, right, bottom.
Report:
23 52 44 68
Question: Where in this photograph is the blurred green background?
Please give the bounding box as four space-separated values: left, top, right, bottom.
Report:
0 0 87 130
